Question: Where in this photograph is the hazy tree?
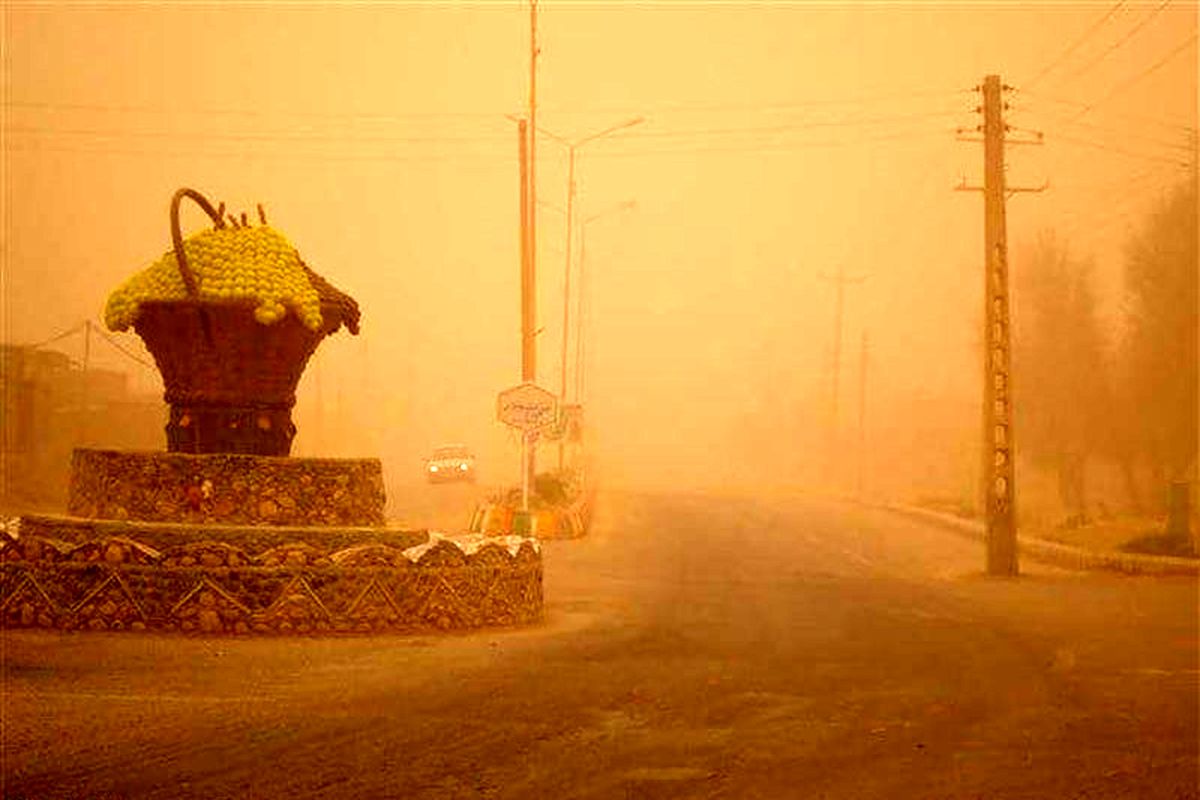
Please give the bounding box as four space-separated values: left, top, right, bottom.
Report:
1120 179 1199 501
1013 231 1111 522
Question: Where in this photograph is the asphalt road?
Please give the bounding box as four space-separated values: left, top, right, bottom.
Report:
3 490 1197 799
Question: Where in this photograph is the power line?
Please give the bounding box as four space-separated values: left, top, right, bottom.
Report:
9 107 967 147
90 324 157 371
18 322 85 350
1046 130 1193 166
540 90 971 117
621 111 964 141
1016 106 1194 152
1023 0 1127 90
1017 89 1196 133
1070 31 1198 121
6 124 511 145
3 87 969 120
3 99 514 121
590 128 950 158
7 141 516 166
1060 0 1173 83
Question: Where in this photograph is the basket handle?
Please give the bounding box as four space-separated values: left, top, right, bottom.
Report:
170 188 224 300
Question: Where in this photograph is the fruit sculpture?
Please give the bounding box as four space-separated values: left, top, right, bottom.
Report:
105 188 360 456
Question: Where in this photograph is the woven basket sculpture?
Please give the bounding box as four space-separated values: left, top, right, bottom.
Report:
113 188 360 456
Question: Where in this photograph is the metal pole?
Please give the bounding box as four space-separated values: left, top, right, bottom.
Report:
79 320 92 446
527 0 539 490
575 222 587 403
819 266 865 486
558 147 576 471
521 432 530 512
858 330 868 499
528 0 538 337
519 120 534 382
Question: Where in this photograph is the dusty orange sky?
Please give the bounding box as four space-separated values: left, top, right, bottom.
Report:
3 2 1196 494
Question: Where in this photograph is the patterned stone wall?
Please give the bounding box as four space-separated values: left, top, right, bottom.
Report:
67 449 385 527
2 525 542 635
17 514 426 555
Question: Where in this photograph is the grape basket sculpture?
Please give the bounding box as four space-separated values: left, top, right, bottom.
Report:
106 188 360 456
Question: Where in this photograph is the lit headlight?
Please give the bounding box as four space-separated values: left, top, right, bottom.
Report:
459 464 469 471
429 465 439 473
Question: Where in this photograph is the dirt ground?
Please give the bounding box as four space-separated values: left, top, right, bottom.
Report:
3 490 1197 799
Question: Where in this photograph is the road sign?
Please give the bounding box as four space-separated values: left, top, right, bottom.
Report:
497 383 558 432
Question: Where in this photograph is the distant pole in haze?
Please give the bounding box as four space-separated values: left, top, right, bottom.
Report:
546 119 644 471
79 319 93 446
956 74 1044 577
557 145 577 471
857 330 869 499
819 264 866 485
574 200 636 406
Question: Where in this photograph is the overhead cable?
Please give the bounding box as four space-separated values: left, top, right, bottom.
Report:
1060 0 1173 82
1070 31 1198 121
1023 1 1127 90
1045 130 1193 166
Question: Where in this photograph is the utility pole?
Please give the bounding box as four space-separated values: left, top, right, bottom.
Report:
79 319 92 446
545 119 643 470
818 265 866 484
518 118 537 494
526 0 539 489
857 330 868 499
519 120 534 383
557 146 576 471
956 74 1045 576
528 0 538 338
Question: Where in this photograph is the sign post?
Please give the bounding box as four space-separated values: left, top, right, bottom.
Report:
497 383 558 512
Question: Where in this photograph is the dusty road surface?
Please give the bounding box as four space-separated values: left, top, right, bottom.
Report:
3 491 1197 799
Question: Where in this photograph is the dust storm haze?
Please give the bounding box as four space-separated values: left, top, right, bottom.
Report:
3 2 1197 511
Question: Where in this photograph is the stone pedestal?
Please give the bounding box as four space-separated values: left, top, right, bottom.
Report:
2 449 544 635
68 449 386 527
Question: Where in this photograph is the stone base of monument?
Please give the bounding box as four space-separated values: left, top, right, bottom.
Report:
1 449 543 635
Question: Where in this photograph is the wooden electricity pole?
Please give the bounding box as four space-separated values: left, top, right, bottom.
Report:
957 74 1045 576
857 330 868 499
981 74 1017 575
819 265 866 482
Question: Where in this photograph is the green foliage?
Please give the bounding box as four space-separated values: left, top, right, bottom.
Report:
1121 179 1198 480
490 469 582 511
1013 230 1112 515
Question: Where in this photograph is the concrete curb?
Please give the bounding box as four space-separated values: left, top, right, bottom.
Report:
886 504 1199 577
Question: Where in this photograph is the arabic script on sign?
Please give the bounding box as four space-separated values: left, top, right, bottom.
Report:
497 383 558 431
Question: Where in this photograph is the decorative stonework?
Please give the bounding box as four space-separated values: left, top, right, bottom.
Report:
67 449 385 527
14 514 426 558
1 525 542 635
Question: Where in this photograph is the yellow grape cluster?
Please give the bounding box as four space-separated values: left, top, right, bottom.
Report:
104 225 324 332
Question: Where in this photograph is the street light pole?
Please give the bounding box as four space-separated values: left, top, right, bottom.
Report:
544 117 643 470
575 200 636 405
558 144 577 446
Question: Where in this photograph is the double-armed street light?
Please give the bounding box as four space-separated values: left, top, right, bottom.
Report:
574 200 637 405
536 118 644 469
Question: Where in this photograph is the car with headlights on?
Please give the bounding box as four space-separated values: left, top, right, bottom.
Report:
424 444 476 484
